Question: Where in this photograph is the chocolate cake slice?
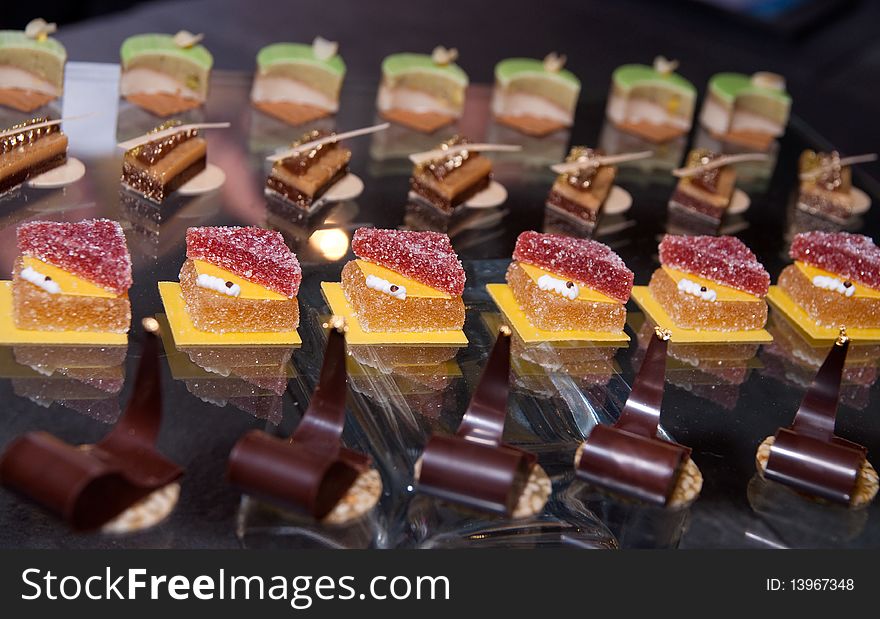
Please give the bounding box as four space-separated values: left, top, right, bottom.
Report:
265 129 352 210
668 149 736 225
121 121 206 203
796 150 854 223
546 147 616 227
0 118 68 194
409 136 492 213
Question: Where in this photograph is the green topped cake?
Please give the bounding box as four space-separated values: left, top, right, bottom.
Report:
605 57 696 143
0 19 66 112
377 47 469 133
251 37 346 126
699 72 791 150
492 54 580 137
119 31 214 117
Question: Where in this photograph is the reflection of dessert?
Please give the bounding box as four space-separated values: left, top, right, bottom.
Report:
605 57 696 142
119 32 213 116
650 235 769 331
699 72 790 150
0 19 66 112
668 149 736 226
0 118 68 194
121 121 207 203
491 54 580 136
251 38 345 126
180 226 301 332
796 150 856 223
546 147 617 228
377 48 468 133
779 231 880 329
342 228 465 332
409 136 493 213
266 129 351 210
13 219 132 333
349 344 459 392
507 231 633 332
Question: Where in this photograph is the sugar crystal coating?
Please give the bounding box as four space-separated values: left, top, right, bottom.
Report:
778 264 880 329
186 226 301 298
351 228 465 296
790 231 880 290
658 234 769 297
17 219 132 295
513 231 633 303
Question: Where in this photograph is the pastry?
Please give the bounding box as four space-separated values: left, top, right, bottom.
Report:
491 53 580 136
778 231 880 329
0 19 66 112
341 228 465 332
796 150 858 223
119 31 213 116
12 219 132 333
0 117 68 195
668 149 737 226
377 47 468 133
179 226 301 332
121 121 207 203
265 129 351 209
605 56 696 142
251 37 345 126
507 231 633 332
650 235 769 331
699 72 790 150
546 147 617 227
409 135 493 213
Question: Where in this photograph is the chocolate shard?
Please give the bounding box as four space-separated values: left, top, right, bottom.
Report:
227 322 371 520
765 335 867 505
0 327 182 531
576 329 690 505
417 328 536 515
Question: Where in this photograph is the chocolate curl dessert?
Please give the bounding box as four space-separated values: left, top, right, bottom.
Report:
0 318 182 530
761 330 874 506
576 328 694 506
227 318 372 519
416 327 538 515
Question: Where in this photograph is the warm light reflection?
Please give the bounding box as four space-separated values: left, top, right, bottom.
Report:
309 228 349 261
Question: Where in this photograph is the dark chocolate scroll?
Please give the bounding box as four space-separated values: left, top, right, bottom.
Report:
576 329 690 505
227 324 371 520
765 336 866 505
418 328 537 515
0 326 182 531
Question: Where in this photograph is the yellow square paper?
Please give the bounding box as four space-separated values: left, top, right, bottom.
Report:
486 283 629 343
767 285 880 343
0 281 128 346
158 282 302 347
630 286 772 344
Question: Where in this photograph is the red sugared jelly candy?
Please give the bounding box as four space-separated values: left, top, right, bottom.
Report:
186 226 301 298
513 231 633 303
659 234 769 297
352 228 465 296
17 219 132 295
791 231 880 291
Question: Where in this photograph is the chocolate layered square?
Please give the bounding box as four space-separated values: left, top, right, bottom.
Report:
121 123 206 203
0 118 68 195
410 137 492 213
668 150 736 224
265 130 351 210
796 150 854 223
546 148 616 227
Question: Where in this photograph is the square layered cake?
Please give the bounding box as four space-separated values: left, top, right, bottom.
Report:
0 118 68 194
668 149 737 225
507 231 633 332
546 147 617 228
121 121 206 203
265 129 351 210
650 234 769 331
796 150 854 223
342 228 465 332
409 136 492 213
180 226 301 333
13 219 132 333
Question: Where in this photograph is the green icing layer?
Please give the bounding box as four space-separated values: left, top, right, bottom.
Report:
612 63 695 95
120 34 213 70
708 72 790 104
256 42 345 75
494 57 579 87
381 53 468 85
0 30 66 60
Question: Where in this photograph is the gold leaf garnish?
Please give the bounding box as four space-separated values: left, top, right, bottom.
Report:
173 30 204 49
654 326 672 341
836 326 849 346
25 18 57 42
312 36 338 61
543 52 567 73
431 46 459 66
653 55 679 76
